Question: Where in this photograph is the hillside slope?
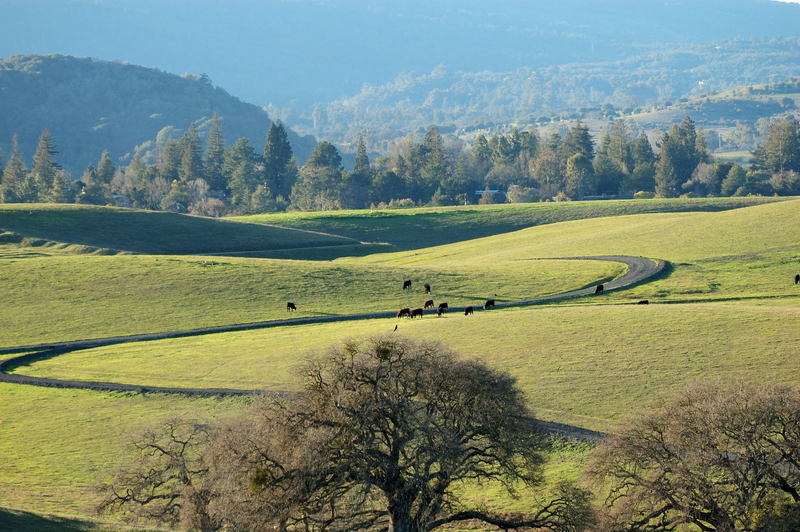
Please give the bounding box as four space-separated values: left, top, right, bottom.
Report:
0 54 316 176
0 204 353 254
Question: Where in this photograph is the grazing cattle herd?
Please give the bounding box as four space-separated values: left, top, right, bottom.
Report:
795 274 800 284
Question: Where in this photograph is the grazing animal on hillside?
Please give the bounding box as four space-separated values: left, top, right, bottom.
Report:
637 300 649 305
595 284 604 294
464 306 474 316
484 299 495 310
423 299 435 309
403 280 412 290
411 308 424 318
397 308 411 318
424 283 431 294
795 274 800 284
286 302 297 312
438 302 448 312
437 307 445 317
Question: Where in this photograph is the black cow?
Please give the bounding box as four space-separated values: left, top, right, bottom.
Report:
423 299 435 309
595 284 604 294
464 306 474 316
484 299 495 310
424 283 431 294
403 280 412 290
795 274 800 285
286 302 297 311
411 308 424 318
637 300 649 305
438 302 448 312
397 308 411 318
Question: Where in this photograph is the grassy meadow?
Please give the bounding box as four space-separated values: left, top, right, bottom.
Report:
1 197 799 529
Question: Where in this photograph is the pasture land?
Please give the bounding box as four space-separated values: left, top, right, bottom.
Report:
0 203 353 254
0 255 620 346
20 299 800 432
235 197 782 255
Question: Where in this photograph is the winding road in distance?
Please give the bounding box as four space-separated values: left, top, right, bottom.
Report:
0 255 669 412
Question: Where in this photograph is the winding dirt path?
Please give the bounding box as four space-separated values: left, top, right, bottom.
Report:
0 255 668 410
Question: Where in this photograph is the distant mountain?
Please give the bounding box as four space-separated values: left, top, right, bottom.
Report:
0 0 798 109
287 39 800 147
0 54 316 176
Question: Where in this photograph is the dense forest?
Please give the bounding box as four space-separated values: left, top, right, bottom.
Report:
2 117 798 215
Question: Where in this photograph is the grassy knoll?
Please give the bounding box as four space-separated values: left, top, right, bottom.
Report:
23 300 800 433
234 197 782 255
0 254 620 346
0 383 243 522
0 203 354 254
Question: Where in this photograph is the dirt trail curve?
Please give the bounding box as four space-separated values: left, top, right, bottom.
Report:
0 255 668 414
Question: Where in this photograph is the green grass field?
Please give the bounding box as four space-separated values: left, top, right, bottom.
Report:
2 197 799 529
0 254 620 346
234 197 782 255
0 203 354 254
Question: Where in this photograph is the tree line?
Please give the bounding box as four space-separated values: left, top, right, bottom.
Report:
1 117 799 215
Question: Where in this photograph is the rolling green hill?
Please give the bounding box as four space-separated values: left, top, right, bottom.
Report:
0 204 354 254
235 196 783 255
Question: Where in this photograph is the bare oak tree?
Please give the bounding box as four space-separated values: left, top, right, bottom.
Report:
96 419 218 531
207 335 591 532
586 382 800 532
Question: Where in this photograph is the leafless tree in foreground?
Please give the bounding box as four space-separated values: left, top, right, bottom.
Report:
95 419 218 531
586 382 800 532
95 336 592 531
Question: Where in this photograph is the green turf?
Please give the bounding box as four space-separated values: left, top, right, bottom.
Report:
0 254 621 346
233 197 782 256
0 203 354 254
22 299 800 433
0 383 243 521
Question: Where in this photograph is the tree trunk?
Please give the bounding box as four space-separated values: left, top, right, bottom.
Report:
388 499 422 532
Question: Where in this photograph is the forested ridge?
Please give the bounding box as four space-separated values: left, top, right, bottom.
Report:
0 54 316 176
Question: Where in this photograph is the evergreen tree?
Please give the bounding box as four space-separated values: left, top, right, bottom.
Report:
369 169 406 205
1 135 27 203
158 138 182 181
471 134 492 164
48 169 72 203
96 150 116 185
631 133 656 167
343 136 372 209
78 165 110 205
223 138 259 209
562 121 594 161
263 121 297 199
420 126 448 201
593 133 623 196
761 118 800 173
627 133 656 193
290 141 345 211
204 115 227 192
721 165 747 196
32 129 60 200
180 124 204 181
654 134 679 197
565 153 592 200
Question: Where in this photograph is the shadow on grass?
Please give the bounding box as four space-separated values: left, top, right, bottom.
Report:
0 508 97 531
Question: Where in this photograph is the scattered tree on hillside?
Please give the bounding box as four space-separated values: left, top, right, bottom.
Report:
180 124 204 182
587 382 800 532
96 150 116 185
